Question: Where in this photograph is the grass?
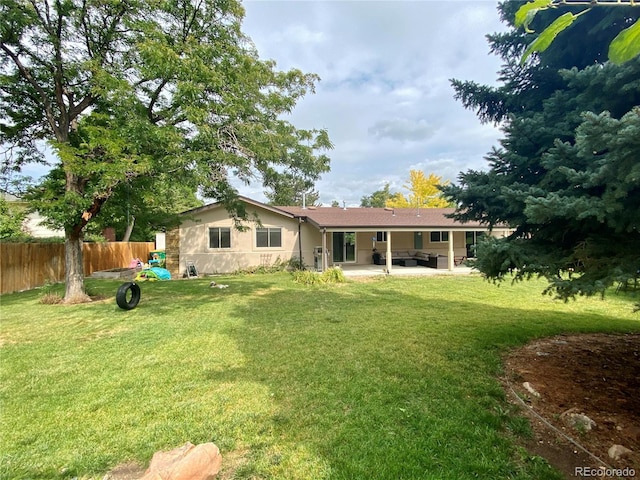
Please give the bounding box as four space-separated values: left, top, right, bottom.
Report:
1 273 638 479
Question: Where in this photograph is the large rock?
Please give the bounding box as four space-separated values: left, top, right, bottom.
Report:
563 412 596 432
141 442 221 480
522 382 541 398
608 444 633 460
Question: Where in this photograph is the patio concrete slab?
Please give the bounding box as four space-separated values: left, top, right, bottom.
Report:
335 264 476 277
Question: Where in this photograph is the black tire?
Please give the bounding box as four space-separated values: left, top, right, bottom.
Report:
116 282 141 310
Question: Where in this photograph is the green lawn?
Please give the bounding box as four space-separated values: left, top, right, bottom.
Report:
1 273 638 479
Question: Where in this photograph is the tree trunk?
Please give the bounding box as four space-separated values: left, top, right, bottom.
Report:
64 229 90 303
122 215 135 242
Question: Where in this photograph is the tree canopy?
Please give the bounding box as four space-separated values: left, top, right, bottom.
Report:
360 172 451 209
360 183 392 208
0 195 26 240
1 0 331 300
386 170 452 209
516 0 640 65
444 0 640 299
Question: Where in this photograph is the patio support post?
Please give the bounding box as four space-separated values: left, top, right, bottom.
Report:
448 230 454 271
386 230 392 274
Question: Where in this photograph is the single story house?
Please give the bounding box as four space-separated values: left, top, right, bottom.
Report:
167 196 512 277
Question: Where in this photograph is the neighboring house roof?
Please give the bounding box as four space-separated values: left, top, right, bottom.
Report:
184 196 496 231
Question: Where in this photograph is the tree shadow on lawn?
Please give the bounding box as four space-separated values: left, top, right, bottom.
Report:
213 281 640 479
0 275 278 309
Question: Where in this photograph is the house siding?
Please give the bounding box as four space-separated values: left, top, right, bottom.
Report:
179 204 302 275
176 198 513 274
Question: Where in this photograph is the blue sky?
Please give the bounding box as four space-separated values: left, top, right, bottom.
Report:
239 0 509 206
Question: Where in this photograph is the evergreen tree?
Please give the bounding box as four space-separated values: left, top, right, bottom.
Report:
444 0 640 299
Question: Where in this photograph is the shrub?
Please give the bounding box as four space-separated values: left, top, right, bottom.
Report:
321 266 345 283
233 256 306 275
38 280 64 304
292 270 323 285
286 256 306 271
293 266 345 285
39 292 63 305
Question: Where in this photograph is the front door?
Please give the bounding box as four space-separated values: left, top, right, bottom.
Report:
332 232 356 263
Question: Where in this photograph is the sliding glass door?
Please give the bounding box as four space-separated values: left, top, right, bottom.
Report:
465 231 486 258
332 232 356 263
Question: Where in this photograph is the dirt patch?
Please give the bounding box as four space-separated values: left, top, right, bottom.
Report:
103 449 248 480
503 333 640 479
102 461 146 480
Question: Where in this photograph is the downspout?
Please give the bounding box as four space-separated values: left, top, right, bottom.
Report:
298 218 303 267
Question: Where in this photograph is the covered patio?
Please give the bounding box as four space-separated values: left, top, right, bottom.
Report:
278 204 511 275
338 263 476 277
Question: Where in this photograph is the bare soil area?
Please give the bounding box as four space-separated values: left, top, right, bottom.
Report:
503 333 640 479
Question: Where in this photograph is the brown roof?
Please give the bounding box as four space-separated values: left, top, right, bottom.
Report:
182 196 497 231
277 206 490 230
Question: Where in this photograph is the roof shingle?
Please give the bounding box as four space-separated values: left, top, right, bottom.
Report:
277 206 488 230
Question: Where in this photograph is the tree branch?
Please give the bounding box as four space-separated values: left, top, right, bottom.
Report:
0 43 61 140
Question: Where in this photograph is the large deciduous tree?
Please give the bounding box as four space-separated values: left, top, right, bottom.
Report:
444 0 640 299
0 0 331 302
360 183 392 208
386 170 452 209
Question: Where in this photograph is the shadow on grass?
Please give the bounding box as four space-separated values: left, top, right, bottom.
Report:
214 278 639 479
2 274 638 479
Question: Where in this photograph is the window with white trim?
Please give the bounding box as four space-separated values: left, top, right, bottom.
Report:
256 227 282 248
209 227 231 249
376 231 388 242
430 231 449 243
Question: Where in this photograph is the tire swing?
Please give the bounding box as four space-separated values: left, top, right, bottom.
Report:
116 282 141 310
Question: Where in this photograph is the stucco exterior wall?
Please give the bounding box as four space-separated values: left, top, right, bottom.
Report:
298 222 324 269
179 205 302 275
177 200 514 274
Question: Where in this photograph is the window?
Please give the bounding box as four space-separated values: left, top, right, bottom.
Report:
209 227 231 249
256 227 282 248
376 231 388 242
430 231 449 243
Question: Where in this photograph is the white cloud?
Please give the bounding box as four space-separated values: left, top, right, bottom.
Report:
241 0 508 206
368 118 435 142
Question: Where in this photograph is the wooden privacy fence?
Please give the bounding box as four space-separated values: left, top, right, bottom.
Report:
0 242 154 294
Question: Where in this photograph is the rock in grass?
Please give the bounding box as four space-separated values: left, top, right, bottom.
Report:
141 442 221 480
